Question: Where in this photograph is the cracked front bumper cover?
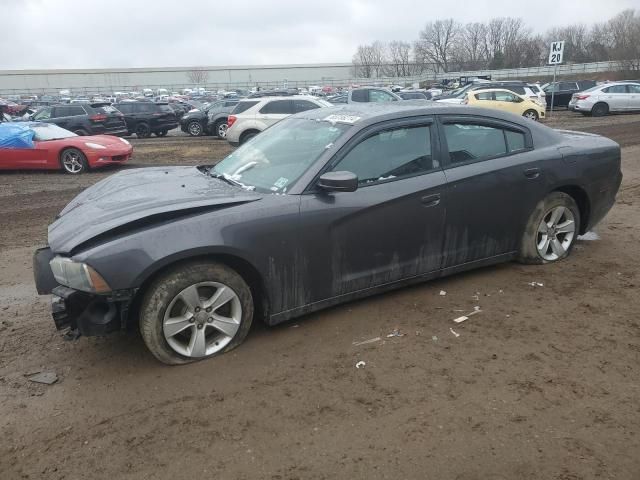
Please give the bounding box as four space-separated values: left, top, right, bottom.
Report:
51 285 132 336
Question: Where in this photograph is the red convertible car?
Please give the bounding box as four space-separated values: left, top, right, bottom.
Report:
0 122 132 174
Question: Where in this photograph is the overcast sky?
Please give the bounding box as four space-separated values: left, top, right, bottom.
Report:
2 0 638 70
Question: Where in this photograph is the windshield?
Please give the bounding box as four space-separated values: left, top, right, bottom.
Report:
32 124 77 141
212 118 350 193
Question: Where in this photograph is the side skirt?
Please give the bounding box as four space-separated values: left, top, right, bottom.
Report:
267 252 516 325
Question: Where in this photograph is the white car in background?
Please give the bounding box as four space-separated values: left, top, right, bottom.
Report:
569 82 640 116
225 96 331 146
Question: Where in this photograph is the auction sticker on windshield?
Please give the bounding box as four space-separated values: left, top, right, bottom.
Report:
323 114 361 124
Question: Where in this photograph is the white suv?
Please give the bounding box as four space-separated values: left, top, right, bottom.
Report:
226 96 331 146
569 82 640 116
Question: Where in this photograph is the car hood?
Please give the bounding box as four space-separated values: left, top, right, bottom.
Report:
48 166 262 253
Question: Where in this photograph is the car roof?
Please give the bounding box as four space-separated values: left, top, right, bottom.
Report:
470 88 524 95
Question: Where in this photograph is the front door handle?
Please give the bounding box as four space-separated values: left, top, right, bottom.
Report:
524 167 540 179
421 193 441 207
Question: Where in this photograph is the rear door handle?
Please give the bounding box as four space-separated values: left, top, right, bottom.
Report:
524 168 540 179
421 194 441 207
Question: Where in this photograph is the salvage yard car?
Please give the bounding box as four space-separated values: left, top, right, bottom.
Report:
464 88 545 120
33 103 622 364
0 122 132 174
568 82 640 116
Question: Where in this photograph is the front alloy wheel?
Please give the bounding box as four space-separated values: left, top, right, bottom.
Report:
188 121 202 136
163 282 242 358
139 261 254 364
60 148 87 174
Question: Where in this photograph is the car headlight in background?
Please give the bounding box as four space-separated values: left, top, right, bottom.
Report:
85 142 106 149
119 137 130 145
49 256 111 293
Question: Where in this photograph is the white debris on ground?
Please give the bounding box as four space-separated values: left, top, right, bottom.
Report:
578 231 600 241
386 329 405 338
449 328 460 338
453 306 482 323
528 282 544 287
355 361 366 369
352 337 381 346
439 290 447 296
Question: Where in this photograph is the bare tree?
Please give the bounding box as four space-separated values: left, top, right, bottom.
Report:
415 19 461 73
186 69 209 85
607 9 640 70
352 41 387 78
387 41 412 77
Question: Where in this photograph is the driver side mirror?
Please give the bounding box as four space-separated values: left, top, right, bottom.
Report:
318 171 358 192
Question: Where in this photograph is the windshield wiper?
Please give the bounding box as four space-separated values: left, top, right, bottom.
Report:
209 170 240 186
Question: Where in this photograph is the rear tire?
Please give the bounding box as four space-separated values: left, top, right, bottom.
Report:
139 261 254 365
155 129 168 137
214 119 228 139
591 103 609 117
60 148 88 174
517 192 580 264
135 122 151 138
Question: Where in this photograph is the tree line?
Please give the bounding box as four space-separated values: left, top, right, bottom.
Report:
352 9 640 78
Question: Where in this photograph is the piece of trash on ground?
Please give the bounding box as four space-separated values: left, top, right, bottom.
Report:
28 372 58 385
353 337 381 346
439 290 447 296
578 231 600 241
386 329 405 338
453 306 482 323
355 361 366 369
527 282 544 287
432 335 438 342
449 328 460 338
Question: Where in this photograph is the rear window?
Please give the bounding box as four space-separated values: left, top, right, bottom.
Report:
55 105 85 117
96 105 119 114
232 101 259 114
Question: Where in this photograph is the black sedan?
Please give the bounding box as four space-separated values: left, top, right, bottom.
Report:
33 103 622 364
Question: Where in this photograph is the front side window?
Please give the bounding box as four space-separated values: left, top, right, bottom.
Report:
351 90 368 102
494 91 519 102
559 82 578 91
212 118 350 193
369 90 397 102
259 100 293 115
443 123 508 163
33 107 52 120
293 100 320 113
332 125 434 186
475 92 493 101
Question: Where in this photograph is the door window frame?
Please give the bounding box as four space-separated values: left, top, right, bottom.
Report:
304 116 441 193
437 115 533 169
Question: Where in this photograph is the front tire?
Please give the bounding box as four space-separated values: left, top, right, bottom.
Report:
523 109 539 121
60 148 88 174
187 121 203 136
517 192 580 264
139 261 254 365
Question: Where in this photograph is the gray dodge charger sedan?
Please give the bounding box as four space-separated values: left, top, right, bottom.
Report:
33 103 622 364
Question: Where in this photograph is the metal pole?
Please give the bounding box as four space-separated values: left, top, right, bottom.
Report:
549 63 558 117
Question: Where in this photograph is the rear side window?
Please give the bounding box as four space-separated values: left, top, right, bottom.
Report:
494 91 520 102
603 85 628 94
507 86 525 95
559 82 578 91
54 105 85 117
260 100 293 114
505 130 526 152
627 84 640 94
293 100 320 113
134 103 155 113
224 101 238 107
443 123 507 163
334 125 435 185
369 90 397 102
232 101 259 114
475 92 493 100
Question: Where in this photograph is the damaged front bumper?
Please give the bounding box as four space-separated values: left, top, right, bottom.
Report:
34 247 134 337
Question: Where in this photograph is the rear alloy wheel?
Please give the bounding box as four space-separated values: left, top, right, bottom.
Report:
215 120 228 139
60 148 88 174
517 192 580 264
187 121 203 136
591 103 609 117
139 261 254 365
523 109 539 121
135 122 151 138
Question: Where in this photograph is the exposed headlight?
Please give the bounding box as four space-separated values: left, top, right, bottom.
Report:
119 137 130 145
50 256 111 293
85 142 106 149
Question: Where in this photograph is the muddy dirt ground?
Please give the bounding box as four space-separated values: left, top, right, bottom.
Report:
1 111 639 479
